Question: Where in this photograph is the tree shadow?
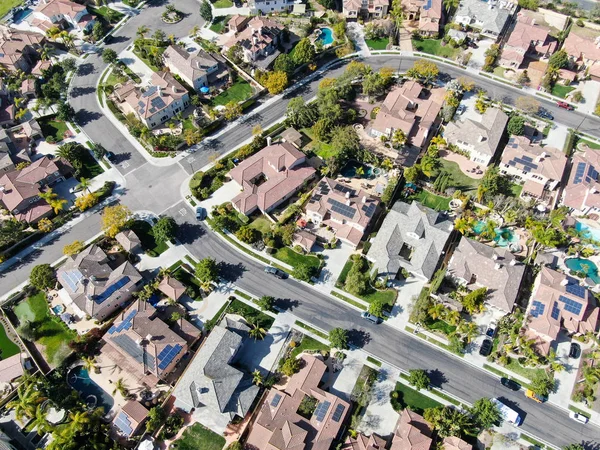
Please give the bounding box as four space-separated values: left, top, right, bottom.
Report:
70 86 96 98
76 63 96 76
427 368 448 389
175 222 206 244
0 248 43 277
217 261 245 283
347 328 371 348
112 152 132 164
75 109 102 126
274 297 299 311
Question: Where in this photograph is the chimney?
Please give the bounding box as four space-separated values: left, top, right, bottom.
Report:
345 191 351 199
591 187 597 194
362 196 367 204
478 135 486 142
495 263 503 270
136 338 143 346
346 199 351 206
560 278 569 286
509 259 517 266
146 334 153 341
492 254 498 260
266 136 272 146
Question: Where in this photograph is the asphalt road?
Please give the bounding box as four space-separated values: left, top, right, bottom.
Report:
164 201 599 449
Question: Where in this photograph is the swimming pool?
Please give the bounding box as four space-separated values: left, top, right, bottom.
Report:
12 7 32 22
575 221 600 243
317 27 334 46
565 257 600 284
341 161 375 179
51 305 64 315
68 366 114 413
472 221 518 247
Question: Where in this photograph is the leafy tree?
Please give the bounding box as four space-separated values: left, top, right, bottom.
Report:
31 264 56 291
195 257 219 282
381 176 399 204
404 166 420 183
74 193 98 212
548 49 569 69
92 21 104 42
362 72 386 100
274 53 296 75
530 372 555 397
563 445 584 450
101 204 130 238
152 29 166 45
153 216 178 243
63 240 85 256
572 91 584 103
368 298 385 317
61 57 77 73
392 129 407 148
470 397 502 429
223 101 243 121
507 115 526 136
38 188 67 214
286 96 318 128
518 0 539 9
263 71 288 95
515 95 539 113
112 378 129 397
407 369 430 390
227 44 243 64
483 44 501 72
146 406 166 433
281 357 301 376
56 101 75 122
424 405 474 438
256 295 275 312
293 262 316 281
312 118 333 142
101 48 118 65
328 327 349 349
200 0 212 22
406 59 439 83
37 218 53 233
252 370 263 386
292 38 316 65
462 287 487 314
7 382 47 422
345 60 371 79
330 126 361 159
235 225 259 244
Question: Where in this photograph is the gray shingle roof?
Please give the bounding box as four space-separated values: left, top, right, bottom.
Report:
456 0 511 34
443 107 508 157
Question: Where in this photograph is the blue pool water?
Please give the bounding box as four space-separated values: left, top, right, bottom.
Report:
565 257 600 284
317 27 334 45
51 305 64 315
472 221 518 247
341 161 374 179
12 7 32 22
68 366 114 413
575 221 600 243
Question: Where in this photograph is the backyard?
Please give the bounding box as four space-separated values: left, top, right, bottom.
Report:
211 78 252 107
209 15 230 33
171 423 225 450
13 292 75 366
301 127 337 159
365 38 388 50
412 39 459 59
129 220 169 256
0 0 23 20
0 323 20 360
390 382 442 414
38 115 69 142
408 190 451 211
439 159 480 193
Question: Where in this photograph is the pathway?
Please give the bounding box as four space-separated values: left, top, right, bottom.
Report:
398 27 412 52
359 363 401 436
347 22 370 57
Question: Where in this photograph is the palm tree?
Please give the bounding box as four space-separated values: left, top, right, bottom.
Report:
81 356 96 372
252 370 263 386
480 220 497 241
40 45 54 62
60 31 74 51
31 404 51 435
427 303 446 321
136 25 149 39
67 409 91 434
7 383 47 422
200 279 213 293
39 188 67 214
457 321 478 343
445 310 461 326
78 177 91 194
249 323 267 341
46 26 61 41
152 29 166 45
392 129 407 148
190 25 200 37
443 0 459 13
454 217 471 235
166 4 177 13
113 378 129 397
105 8 119 24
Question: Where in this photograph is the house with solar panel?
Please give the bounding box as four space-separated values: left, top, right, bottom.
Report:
162 44 229 93
57 245 143 322
305 178 380 248
403 0 443 37
112 400 149 440
119 72 190 129
171 316 260 434
102 299 199 388
525 267 599 355
562 147 600 214
500 136 566 204
246 354 350 450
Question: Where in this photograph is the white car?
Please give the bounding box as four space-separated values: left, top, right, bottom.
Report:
569 411 589 424
486 320 497 338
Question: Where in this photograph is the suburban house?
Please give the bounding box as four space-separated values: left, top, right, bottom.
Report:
367 201 453 280
115 230 141 253
292 230 318 253
499 12 557 68
526 267 599 355
371 81 446 162
562 147 600 214
249 0 294 14
447 237 525 313
32 0 95 33
229 142 316 216
246 355 350 450
222 17 284 68
0 97 15 128
443 107 509 166
102 299 198 387
342 0 390 20
0 28 45 73
112 401 149 439
57 245 143 322
343 432 387 450
402 0 443 37
454 0 515 39
119 72 190 129
228 15 250 33
172 316 260 433
162 44 229 92
305 178 380 248
0 354 26 384
0 156 73 223
563 32 600 81
158 276 186 301
500 136 566 203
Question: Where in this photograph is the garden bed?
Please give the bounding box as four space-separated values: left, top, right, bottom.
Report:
38 115 69 142
336 256 397 307
129 220 168 256
290 335 330 359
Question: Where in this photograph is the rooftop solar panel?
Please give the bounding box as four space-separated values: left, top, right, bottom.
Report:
313 400 331 422
142 86 157 98
332 404 345 422
108 309 138 335
94 276 131 304
551 301 560 320
574 162 586 185
114 412 133 436
512 156 538 171
62 269 83 292
328 198 356 219
158 344 182 371
530 300 545 318
558 295 583 315
362 202 377 218
565 282 586 299
271 393 282 407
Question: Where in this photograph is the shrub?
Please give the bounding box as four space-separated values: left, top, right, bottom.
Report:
30 264 56 291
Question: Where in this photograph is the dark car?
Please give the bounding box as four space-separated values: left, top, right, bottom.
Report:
264 266 286 279
569 342 581 359
557 101 574 111
195 206 206 220
537 109 554 120
468 40 478 48
438 72 451 83
486 320 497 338
479 339 493 356
105 151 116 162
501 377 521 391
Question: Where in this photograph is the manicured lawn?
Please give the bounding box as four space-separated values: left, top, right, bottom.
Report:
426 318 456 335
366 38 389 50
0 0 23 20
578 138 600 150
14 292 75 366
38 115 69 142
173 266 202 291
274 247 321 270
439 159 480 193
412 39 458 59
226 299 274 329
171 423 225 450
0 323 19 359
105 70 128 88
504 359 548 382
129 220 168 255
410 190 451 211
290 335 330 359
301 127 338 159
211 79 252 107
390 382 442 414
551 84 576 99
336 259 354 286
209 15 230 33
182 117 197 131
493 67 506 78
213 0 233 7
248 215 273 235
89 5 124 22
133 44 166 72
77 149 104 180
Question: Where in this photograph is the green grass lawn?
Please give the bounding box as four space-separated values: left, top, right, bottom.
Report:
89 5 124 22
0 0 23 20
209 15 230 33
301 127 338 159
226 299 274 329
426 318 456 335
129 220 168 255
410 190 451 211
290 335 330 359
77 149 104 180
171 423 225 450
366 38 388 50
578 138 600 150
182 117 197 131
0 323 20 359
274 247 321 270
38 115 69 142
504 359 548 382
551 84 576 99
213 0 233 7
173 266 202 290
337 256 397 306
105 70 128 88
439 159 480 193
248 215 273 235
390 382 442 414
14 292 75 366
412 39 458 59
336 259 354 287
211 79 252 107
493 67 506 78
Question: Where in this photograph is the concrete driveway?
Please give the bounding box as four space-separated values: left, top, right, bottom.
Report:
315 244 355 287
467 38 495 70
118 48 155 85
330 351 366 401
359 365 401 436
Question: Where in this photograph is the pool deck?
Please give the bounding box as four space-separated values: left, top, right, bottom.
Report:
556 253 600 287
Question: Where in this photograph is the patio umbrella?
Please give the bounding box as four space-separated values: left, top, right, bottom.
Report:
200 86 209 94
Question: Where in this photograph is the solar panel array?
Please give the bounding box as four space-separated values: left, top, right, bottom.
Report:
334 184 355 196
551 301 561 320
94 276 131 304
565 282 586 299
530 300 545 318
327 198 356 219
362 202 376 218
114 412 133 436
148 97 166 115
507 137 519 148
157 343 183 371
574 162 587 185
331 404 345 422
142 86 158 98
511 156 538 173
62 269 83 292
271 393 282 407
313 400 331 422
111 334 145 365
587 165 599 183
107 309 138 335
318 180 330 195
558 295 583 315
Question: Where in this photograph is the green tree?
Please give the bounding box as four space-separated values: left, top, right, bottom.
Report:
530 372 555 397
223 101 243 121
252 370 263 386
256 295 275 312
226 442 244 450
146 406 166 433
7 382 47 422
274 53 296 75
507 115 526 136
404 166 420 183
462 287 487 314
330 126 361 158
286 96 318 128
281 357 301 376
548 49 569 69
293 262 316 282
101 48 118 65
292 38 316 65
516 71 531 86
263 71 288 95
112 378 129 397
30 404 51 435
195 257 219 283
424 405 474 438
368 298 385 317
227 44 243 65
31 264 56 291
362 72 386 100
443 0 459 13
563 445 585 450
249 322 267 340
92 22 104 42
236 226 259 243
56 101 75 122
406 59 439 83
200 0 212 22
152 216 177 243
470 397 502 429
328 327 349 349
407 369 430 391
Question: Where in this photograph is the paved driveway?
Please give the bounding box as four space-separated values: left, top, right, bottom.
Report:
330 351 366 401
467 38 495 70
316 243 355 287
359 365 401 436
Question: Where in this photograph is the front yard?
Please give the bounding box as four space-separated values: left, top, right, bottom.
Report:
273 247 321 271
301 127 338 160
209 15 230 33
78 149 104 180
336 256 397 307
551 84 576 99
412 39 459 59
129 220 169 256
290 335 330 359
211 78 252 107
0 0 23 19
170 423 225 450
226 298 275 329
38 115 69 142
365 38 389 50
390 382 442 414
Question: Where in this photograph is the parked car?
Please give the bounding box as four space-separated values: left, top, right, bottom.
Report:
105 151 116 162
456 104 466 115
501 377 521 391
468 40 478 48
525 389 547 403
537 109 554 120
486 320 497 338
361 311 382 324
264 266 286 279
569 411 589 424
479 339 493 356
557 101 574 111
195 206 206 220
569 342 581 359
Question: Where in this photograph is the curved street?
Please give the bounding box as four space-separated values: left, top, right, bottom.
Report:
6 0 600 446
